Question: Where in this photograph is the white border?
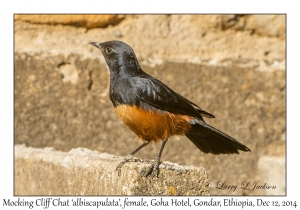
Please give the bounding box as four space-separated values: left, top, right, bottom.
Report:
2 0 299 209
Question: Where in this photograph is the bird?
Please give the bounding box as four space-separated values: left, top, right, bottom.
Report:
89 40 251 177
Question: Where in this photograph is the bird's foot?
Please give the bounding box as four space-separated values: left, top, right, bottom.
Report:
141 157 161 177
116 155 135 176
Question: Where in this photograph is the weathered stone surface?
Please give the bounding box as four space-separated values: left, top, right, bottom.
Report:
14 14 285 38
258 156 285 195
221 15 246 31
15 145 211 195
220 15 286 38
244 15 286 38
14 14 125 29
14 14 285 70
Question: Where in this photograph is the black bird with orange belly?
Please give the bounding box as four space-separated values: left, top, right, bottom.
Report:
90 40 251 176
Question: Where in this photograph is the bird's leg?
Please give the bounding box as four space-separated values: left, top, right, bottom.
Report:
116 140 150 175
141 139 167 177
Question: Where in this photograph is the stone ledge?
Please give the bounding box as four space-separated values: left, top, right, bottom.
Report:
14 15 285 71
14 14 125 29
14 145 211 196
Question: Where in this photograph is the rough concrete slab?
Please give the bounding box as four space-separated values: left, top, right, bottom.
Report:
14 145 211 196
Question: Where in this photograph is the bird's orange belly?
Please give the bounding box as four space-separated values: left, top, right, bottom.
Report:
114 105 193 142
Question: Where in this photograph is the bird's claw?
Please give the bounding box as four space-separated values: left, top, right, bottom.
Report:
116 155 134 176
141 157 161 177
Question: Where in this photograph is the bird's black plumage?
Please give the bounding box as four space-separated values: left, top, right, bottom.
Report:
90 40 250 176
110 76 214 120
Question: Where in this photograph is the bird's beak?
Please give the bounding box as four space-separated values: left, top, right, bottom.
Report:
89 42 102 51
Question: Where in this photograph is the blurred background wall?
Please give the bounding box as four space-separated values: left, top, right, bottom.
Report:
14 14 286 195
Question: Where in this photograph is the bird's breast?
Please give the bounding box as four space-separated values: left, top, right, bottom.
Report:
114 105 193 141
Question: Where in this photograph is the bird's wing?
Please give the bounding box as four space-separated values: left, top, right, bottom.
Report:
131 76 214 119
185 98 215 118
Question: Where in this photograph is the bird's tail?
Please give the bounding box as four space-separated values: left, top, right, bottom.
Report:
185 120 251 154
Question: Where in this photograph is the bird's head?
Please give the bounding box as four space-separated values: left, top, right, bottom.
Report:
90 40 141 77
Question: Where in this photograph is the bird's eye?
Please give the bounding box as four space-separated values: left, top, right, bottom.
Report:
106 47 113 54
